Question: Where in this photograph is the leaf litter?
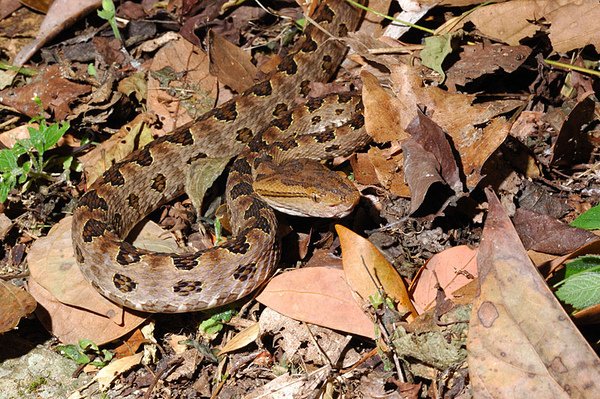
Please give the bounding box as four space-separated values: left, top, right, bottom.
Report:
1 0 599 398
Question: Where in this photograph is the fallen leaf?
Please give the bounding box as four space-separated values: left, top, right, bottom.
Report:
95 352 143 391
79 113 157 185
256 267 375 338
208 30 258 93
336 225 417 320
14 0 101 65
0 281 37 333
513 208 598 255
550 96 595 167
467 188 600 398
410 245 478 314
147 34 218 135
446 43 532 91
360 70 407 143
0 64 91 119
219 322 260 355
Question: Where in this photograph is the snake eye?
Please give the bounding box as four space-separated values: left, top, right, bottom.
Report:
311 193 319 202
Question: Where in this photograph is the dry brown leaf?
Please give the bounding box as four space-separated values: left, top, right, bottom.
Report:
360 70 407 143
79 113 156 185
147 34 218 135
208 30 258 93
336 225 417 321
14 0 101 65
445 43 532 91
410 245 478 314
550 96 595 167
513 208 599 255
0 281 37 333
467 188 600 398
0 64 91 119
464 0 600 53
390 63 520 188
219 322 260 355
256 267 375 338
95 352 143 391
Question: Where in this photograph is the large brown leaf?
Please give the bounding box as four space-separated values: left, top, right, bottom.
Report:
467 188 600 398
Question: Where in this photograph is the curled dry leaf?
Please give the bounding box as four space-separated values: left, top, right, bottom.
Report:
0 281 37 333
467 189 600 398
410 245 478 314
256 267 375 338
336 225 417 321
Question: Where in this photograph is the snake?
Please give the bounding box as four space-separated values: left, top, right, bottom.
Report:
71 0 369 313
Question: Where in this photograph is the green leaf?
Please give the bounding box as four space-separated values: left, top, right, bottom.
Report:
43 121 69 151
0 149 18 171
56 344 91 365
564 255 600 278
420 33 457 82
79 338 99 352
0 180 11 202
555 272 600 310
571 205 600 230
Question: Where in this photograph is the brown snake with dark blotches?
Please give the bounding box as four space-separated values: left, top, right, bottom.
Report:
71 0 369 313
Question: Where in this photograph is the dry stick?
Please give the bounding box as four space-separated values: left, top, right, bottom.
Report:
143 356 184 399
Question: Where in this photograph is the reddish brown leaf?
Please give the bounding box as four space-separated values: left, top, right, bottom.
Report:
410 245 478 314
467 188 600 398
513 208 599 255
256 267 375 338
0 64 91 119
336 225 417 321
446 43 531 91
0 281 37 333
402 139 445 213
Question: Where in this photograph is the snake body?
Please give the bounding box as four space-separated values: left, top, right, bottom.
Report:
72 0 367 313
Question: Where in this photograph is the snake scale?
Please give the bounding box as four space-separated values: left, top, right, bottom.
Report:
72 0 369 313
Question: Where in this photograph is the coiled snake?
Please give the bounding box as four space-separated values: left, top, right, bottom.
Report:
72 0 369 313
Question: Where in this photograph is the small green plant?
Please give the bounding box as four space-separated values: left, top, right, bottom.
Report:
97 0 121 41
199 309 236 335
555 255 600 311
56 339 113 368
0 98 69 202
27 376 47 393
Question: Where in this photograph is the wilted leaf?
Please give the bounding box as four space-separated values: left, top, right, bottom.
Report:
550 97 595 167
336 225 417 320
0 281 36 333
467 188 600 398
256 267 375 338
79 113 156 185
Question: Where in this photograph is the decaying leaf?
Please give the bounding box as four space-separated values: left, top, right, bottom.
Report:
336 225 417 321
95 352 143 391
467 188 600 398
219 322 260 355
256 266 374 338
